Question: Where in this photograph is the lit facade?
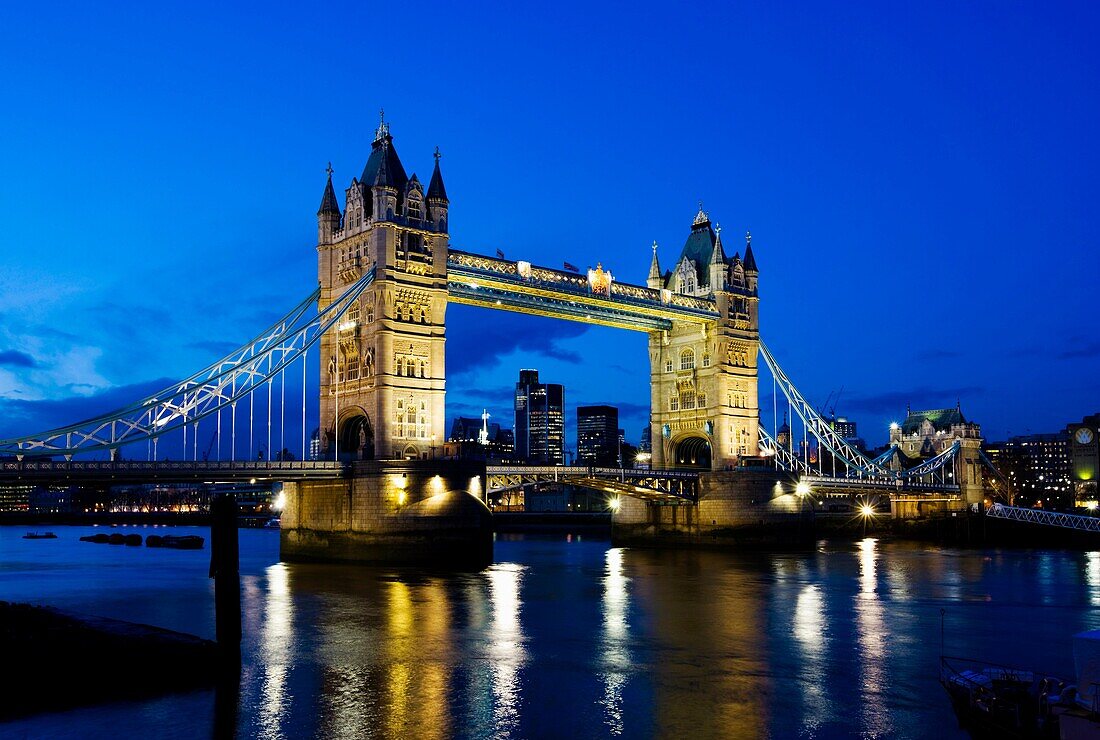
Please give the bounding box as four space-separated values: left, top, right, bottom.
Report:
648 208 761 470
985 433 1072 508
316 115 449 461
514 370 565 465
1067 412 1100 505
577 405 619 466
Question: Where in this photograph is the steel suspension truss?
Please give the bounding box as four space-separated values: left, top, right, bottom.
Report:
759 341 962 485
758 426 810 474
0 269 376 458
760 341 890 477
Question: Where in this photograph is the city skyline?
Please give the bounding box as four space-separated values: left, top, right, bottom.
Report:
2 2 1099 451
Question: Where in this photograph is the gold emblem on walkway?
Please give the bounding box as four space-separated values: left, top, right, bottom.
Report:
587 262 614 296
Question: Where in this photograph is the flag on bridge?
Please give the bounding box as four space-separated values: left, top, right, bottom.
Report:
563 261 579 272
496 248 506 258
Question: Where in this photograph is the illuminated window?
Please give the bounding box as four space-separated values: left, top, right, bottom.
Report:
680 349 695 371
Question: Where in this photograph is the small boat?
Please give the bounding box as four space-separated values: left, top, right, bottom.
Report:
941 630 1100 739
22 532 57 539
263 517 281 529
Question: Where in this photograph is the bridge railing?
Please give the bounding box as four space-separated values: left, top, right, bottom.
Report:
1 460 345 475
987 503 1100 533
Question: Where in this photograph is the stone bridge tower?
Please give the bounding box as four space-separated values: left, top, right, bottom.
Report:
648 207 760 471
316 115 449 461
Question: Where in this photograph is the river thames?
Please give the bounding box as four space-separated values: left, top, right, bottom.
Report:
2 526 1099 738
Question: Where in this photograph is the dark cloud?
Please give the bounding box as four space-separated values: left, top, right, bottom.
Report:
446 308 589 376
0 350 35 368
915 349 962 361
0 377 174 439
187 340 241 357
1059 342 1100 360
843 386 985 416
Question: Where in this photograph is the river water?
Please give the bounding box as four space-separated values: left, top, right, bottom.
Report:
1 526 1099 739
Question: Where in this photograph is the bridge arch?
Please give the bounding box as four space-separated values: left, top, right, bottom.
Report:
336 406 375 461
670 433 712 469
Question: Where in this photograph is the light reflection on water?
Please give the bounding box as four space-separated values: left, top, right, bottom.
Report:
259 563 291 739
856 537 892 738
3 527 1100 739
487 563 525 737
600 547 629 735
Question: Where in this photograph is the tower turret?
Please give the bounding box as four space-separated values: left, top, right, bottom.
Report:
709 225 727 293
647 241 662 289
427 147 449 233
743 230 758 292
317 163 341 245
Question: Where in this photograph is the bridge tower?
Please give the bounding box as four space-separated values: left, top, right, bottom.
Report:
648 208 760 471
316 114 449 461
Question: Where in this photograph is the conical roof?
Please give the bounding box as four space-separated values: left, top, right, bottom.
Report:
427 149 448 202
361 134 408 192
648 241 661 281
743 231 758 272
317 172 340 216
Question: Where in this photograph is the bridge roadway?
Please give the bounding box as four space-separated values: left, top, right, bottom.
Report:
0 460 346 484
486 465 701 503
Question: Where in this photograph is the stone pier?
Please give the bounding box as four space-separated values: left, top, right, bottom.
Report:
280 460 493 567
612 470 812 548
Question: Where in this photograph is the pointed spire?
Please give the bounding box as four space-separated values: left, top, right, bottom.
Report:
710 223 726 265
743 229 758 273
648 240 661 280
427 146 448 203
408 172 422 189
317 162 340 216
374 108 390 143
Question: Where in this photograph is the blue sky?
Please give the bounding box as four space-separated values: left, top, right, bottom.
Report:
1 1 1098 456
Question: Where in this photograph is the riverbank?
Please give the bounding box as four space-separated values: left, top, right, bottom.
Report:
0 601 218 718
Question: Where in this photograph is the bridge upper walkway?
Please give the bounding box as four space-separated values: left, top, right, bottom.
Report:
447 250 719 331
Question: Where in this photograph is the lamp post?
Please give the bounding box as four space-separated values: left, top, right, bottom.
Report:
430 434 436 460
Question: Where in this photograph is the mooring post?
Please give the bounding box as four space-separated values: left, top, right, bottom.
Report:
209 492 241 649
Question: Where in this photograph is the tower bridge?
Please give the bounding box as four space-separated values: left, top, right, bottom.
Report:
0 115 999 560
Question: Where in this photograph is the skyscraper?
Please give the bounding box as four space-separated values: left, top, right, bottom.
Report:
577 405 619 466
514 370 565 464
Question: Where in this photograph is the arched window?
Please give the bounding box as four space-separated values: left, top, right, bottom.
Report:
680 349 695 371
348 301 361 324
395 401 405 437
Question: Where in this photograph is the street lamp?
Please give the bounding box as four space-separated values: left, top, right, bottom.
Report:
430 434 437 460
859 502 875 536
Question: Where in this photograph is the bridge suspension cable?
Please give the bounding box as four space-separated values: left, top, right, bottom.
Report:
759 341 890 477
0 270 375 459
